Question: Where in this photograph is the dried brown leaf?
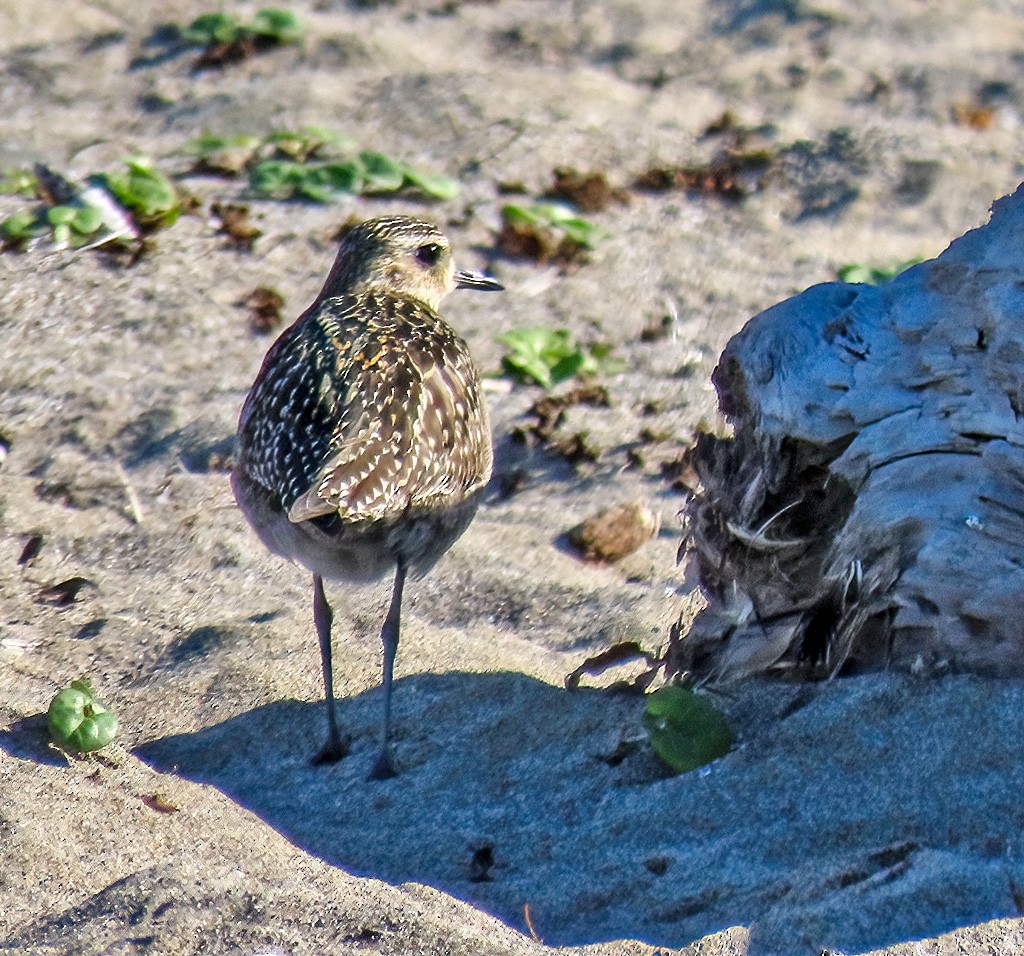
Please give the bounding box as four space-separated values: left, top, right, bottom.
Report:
37 577 95 607
141 792 181 814
244 286 284 335
543 167 629 213
213 202 261 250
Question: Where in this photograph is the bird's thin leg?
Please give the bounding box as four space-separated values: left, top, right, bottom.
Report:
311 573 350 765
368 559 407 780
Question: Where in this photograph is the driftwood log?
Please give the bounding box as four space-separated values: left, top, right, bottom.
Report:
675 183 1024 682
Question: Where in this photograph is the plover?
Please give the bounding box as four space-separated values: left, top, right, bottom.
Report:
232 215 502 778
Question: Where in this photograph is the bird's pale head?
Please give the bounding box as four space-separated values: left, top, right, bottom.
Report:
319 215 501 312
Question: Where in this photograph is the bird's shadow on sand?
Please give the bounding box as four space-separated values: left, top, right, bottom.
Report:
134 671 1024 955
135 671 689 946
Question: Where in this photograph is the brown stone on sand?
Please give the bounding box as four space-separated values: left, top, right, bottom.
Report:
567 500 658 563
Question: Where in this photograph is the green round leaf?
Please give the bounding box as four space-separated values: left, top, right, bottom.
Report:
533 201 574 224
72 205 104 234
319 162 362 194
185 133 230 155
47 678 119 753
502 203 545 229
182 13 238 46
251 9 302 42
101 158 180 228
548 351 587 385
250 160 302 197
131 177 175 213
124 155 155 175
502 355 552 388
400 164 459 200
47 205 77 226
296 170 339 204
497 327 586 387
502 202 606 247
358 151 405 193
296 125 345 148
2 209 41 238
643 685 732 774
0 168 37 196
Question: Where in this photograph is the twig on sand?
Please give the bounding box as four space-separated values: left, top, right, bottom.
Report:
524 904 541 943
114 463 144 524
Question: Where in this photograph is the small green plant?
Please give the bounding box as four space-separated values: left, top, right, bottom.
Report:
47 678 119 754
501 201 608 249
2 195 111 250
96 156 182 230
46 203 107 247
250 150 458 202
497 327 618 388
261 126 351 162
184 127 459 202
178 8 302 47
183 132 263 175
836 257 923 285
1 208 47 245
643 685 733 774
249 8 303 43
0 167 38 197
0 157 182 252
187 132 264 157
181 12 237 46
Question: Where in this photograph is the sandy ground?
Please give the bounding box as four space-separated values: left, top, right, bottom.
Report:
3 1 1024 954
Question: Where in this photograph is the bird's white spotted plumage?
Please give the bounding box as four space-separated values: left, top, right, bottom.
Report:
232 215 502 778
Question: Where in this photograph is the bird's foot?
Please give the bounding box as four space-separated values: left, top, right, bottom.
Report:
310 732 351 766
368 749 398 780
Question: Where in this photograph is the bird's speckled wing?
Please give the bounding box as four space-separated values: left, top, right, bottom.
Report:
238 291 491 524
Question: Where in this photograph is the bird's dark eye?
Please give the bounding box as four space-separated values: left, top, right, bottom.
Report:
415 243 443 267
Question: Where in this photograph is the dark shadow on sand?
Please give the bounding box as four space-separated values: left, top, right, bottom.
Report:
134 670 1024 955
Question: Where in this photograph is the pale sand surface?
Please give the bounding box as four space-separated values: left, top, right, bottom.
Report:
3 2 1024 954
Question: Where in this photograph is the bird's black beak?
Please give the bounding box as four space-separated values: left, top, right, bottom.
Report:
455 269 504 292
